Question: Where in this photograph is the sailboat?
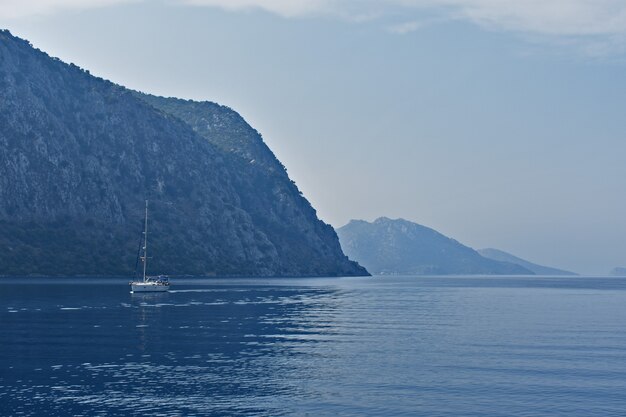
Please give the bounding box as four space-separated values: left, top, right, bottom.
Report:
130 200 170 293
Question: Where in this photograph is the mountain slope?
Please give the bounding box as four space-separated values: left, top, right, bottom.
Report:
478 248 577 276
135 93 365 276
337 218 532 275
0 30 367 277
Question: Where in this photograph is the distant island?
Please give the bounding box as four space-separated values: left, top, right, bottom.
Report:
337 217 578 276
337 217 533 275
0 30 368 277
610 267 626 276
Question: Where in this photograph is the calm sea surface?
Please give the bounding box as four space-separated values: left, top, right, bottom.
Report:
2 276 626 416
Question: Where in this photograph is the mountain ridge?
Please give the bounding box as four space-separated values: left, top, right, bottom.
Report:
337 217 533 275
478 248 577 276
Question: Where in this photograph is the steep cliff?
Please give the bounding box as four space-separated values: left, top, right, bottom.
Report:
0 30 367 277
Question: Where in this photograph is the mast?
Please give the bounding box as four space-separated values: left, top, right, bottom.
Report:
142 200 148 282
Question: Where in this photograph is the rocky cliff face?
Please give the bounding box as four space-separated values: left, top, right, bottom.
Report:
0 30 367 277
337 217 532 275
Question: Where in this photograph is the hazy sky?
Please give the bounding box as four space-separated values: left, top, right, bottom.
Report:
1 0 626 274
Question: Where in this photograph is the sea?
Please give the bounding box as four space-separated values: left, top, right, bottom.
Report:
2 275 626 416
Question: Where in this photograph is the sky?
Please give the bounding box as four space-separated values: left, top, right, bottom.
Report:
1 0 626 274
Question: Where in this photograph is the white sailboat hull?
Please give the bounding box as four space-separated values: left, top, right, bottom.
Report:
130 282 169 293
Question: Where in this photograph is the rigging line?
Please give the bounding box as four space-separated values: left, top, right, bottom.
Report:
133 226 143 279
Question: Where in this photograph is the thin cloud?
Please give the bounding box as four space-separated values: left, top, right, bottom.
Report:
0 0 135 19
388 20 425 34
180 0 331 18
2 0 626 42
430 0 626 36
386 16 450 34
182 0 626 37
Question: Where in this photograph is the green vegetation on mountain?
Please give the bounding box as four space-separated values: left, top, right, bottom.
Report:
0 30 367 277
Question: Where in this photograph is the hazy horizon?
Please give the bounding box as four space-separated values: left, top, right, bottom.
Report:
2 0 626 274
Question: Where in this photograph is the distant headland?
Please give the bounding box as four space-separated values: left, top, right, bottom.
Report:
337 217 576 276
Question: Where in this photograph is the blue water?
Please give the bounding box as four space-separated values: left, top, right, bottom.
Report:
2 276 626 416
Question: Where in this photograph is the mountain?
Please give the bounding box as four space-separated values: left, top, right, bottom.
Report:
610 267 626 277
336 217 533 275
0 30 368 277
478 248 577 276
